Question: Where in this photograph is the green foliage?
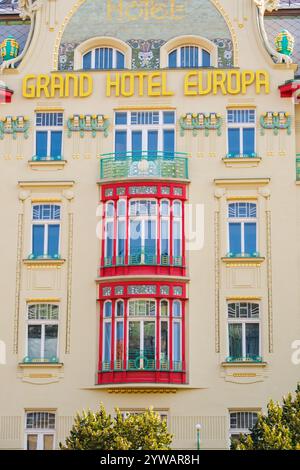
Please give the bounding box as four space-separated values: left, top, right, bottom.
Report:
233 384 300 450
60 404 173 450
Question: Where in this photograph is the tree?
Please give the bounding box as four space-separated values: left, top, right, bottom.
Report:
233 385 300 450
60 404 173 450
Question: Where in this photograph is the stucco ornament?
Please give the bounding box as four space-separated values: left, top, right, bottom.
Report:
0 0 45 72
253 0 293 64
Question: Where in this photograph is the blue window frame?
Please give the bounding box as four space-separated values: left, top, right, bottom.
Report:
228 203 257 257
35 113 63 161
168 46 211 68
83 47 125 70
227 109 256 158
31 205 61 259
228 303 260 361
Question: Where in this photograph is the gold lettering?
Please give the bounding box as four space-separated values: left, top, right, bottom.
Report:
36 74 50 98
65 74 79 98
198 71 212 95
148 72 162 96
106 72 120 97
227 70 241 95
50 74 65 98
161 71 174 96
121 73 135 97
213 71 227 95
22 75 36 98
241 70 255 94
79 74 93 97
184 72 198 96
256 70 270 94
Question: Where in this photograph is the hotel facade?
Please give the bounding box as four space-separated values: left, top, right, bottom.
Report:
0 0 300 450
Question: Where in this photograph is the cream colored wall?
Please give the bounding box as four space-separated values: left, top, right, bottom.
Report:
0 0 299 450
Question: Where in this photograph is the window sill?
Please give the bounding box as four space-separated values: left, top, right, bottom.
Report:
28 160 67 171
222 157 261 168
220 361 268 384
221 256 265 266
18 362 64 368
221 361 267 368
23 258 65 267
17 362 64 384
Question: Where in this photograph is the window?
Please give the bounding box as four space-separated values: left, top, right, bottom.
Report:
129 200 157 263
227 303 260 362
31 205 61 259
101 298 184 372
229 411 258 442
83 47 125 70
25 412 56 450
228 202 257 257
114 110 175 158
173 201 182 264
227 109 256 157
168 46 211 68
104 201 114 265
35 112 63 161
26 304 59 362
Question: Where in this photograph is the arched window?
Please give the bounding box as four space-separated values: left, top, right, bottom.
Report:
172 201 182 265
105 202 114 265
168 45 211 68
117 200 126 265
160 200 170 264
103 301 112 370
83 47 125 70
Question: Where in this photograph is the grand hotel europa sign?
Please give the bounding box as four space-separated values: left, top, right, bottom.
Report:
22 70 270 99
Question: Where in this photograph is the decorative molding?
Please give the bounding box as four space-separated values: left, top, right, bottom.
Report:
31 198 62 203
179 113 222 137
226 196 258 201
223 157 261 168
28 160 67 171
214 207 221 354
65 212 74 354
18 181 74 189
23 259 65 268
222 257 265 267
266 210 273 353
214 178 270 187
107 388 177 394
260 112 291 135
0 117 30 140
67 114 110 138
13 212 24 354
26 298 60 303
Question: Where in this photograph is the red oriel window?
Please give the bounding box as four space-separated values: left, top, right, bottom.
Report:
99 182 187 277
98 282 186 384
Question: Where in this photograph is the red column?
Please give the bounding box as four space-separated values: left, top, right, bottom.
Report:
101 201 105 274
113 201 117 266
182 200 185 268
169 298 173 371
125 198 129 265
182 300 186 372
98 300 103 374
170 202 174 266
123 298 128 370
111 299 116 370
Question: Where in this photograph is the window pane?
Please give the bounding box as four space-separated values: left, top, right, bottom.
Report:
228 323 243 358
244 223 257 255
104 302 112 318
144 321 155 360
202 50 211 66
43 434 54 450
145 220 156 256
173 300 182 317
103 322 111 362
116 301 124 317
173 220 181 257
129 321 140 361
115 131 127 157
168 50 177 67
83 51 92 70
28 325 42 358
36 131 48 159
32 225 45 257
48 225 60 258
229 223 241 255
117 220 126 257
44 325 58 360
163 112 175 124
116 51 125 69
130 220 141 254
115 112 127 125
132 131 142 159
228 128 240 156
243 128 255 156
246 323 259 357
116 321 124 360
173 321 181 362
148 130 158 159
163 130 175 157
105 221 114 258
161 301 169 317
161 219 169 256
27 434 38 450
50 131 62 159
161 321 168 360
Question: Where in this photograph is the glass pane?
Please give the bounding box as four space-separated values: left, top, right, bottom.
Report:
104 302 112 318
244 223 257 255
246 323 259 357
160 321 168 360
44 325 58 360
229 223 241 255
105 221 114 258
168 50 177 67
161 219 169 256
173 220 181 257
228 323 243 358
116 301 124 317
28 325 42 359
145 220 156 256
116 51 125 69
115 131 127 158
128 322 140 362
228 128 240 156
36 131 48 159
163 130 175 157
27 434 38 450
161 301 169 317
117 220 126 257
130 220 141 255
116 321 124 361
48 225 60 258
132 131 142 160
103 322 111 362
32 225 45 257
148 131 158 159
163 112 175 124
173 300 182 317
144 321 155 360
202 50 211 67
243 128 255 156
83 51 91 69
115 112 127 125
43 434 54 450
173 321 181 362
50 131 62 158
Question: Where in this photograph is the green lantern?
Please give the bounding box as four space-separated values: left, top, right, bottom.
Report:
275 29 295 57
0 35 20 62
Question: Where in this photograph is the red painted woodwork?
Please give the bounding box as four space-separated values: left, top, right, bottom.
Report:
279 80 300 98
97 370 186 385
0 85 14 103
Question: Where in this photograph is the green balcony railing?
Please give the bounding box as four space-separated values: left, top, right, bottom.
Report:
296 155 300 181
22 356 59 364
225 153 258 159
100 151 189 180
32 155 63 162
102 253 183 268
101 358 183 372
28 254 61 261
225 252 261 259
226 355 263 363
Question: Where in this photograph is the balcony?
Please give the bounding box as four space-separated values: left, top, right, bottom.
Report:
99 151 189 181
225 355 263 363
27 254 61 261
225 252 261 259
223 153 261 168
29 155 66 170
22 356 60 364
100 252 184 276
